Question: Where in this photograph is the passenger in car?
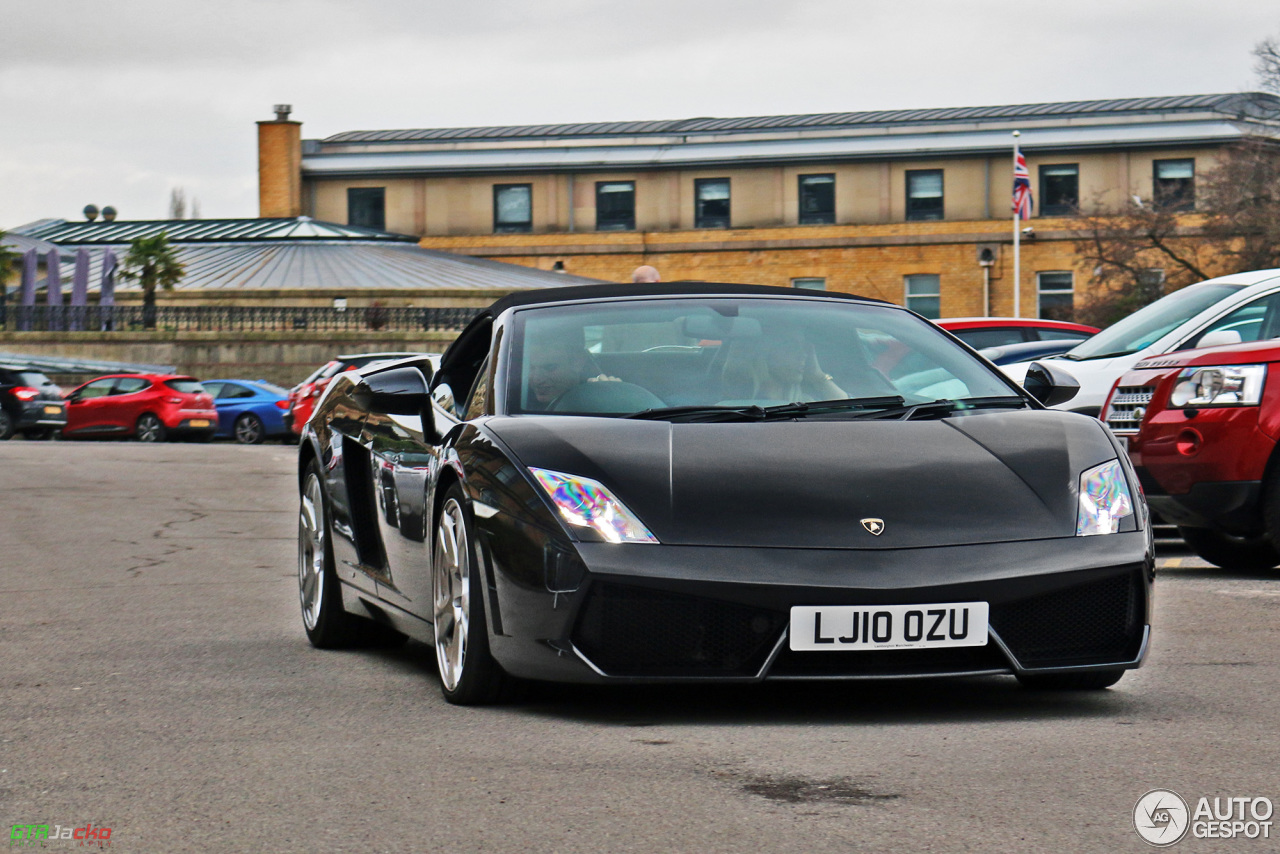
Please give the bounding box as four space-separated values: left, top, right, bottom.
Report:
720 321 849 403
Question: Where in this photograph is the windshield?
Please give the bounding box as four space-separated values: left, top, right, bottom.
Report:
1064 283 1245 360
506 297 1018 417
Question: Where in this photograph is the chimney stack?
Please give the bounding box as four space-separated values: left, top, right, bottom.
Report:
258 104 302 218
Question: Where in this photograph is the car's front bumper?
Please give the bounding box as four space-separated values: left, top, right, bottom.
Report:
479 532 1154 684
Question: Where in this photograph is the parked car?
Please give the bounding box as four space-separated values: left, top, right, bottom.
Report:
62 374 218 442
937 317 1098 349
297 282 1150 705
1104 338 1280 568
1007 268 1280 416
0 365 66 440
978 339 1084 367
285 352 428 436
202 379 291 444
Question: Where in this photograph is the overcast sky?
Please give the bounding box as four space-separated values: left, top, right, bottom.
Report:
2 0 1277 229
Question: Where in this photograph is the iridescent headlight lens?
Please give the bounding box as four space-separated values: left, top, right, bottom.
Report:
1076 459 1135 536
529 468 658 544
1168 364 1266 408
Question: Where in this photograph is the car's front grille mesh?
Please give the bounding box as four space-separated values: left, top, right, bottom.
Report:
571 569 1145 678
1105 385 1155 433
573 583 785 677
990 569 1144 667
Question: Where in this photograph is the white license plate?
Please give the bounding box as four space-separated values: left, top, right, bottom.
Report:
789 602 989 651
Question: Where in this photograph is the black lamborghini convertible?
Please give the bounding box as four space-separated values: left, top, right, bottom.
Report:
296 282 1152 704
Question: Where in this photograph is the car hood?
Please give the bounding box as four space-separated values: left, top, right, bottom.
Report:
484 411 1118 549
1005 355 1143 411
1134 339 1280 370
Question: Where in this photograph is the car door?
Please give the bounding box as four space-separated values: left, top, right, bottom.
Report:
364 335 492 621
106 377 151 433
65 378 121 434
214 383 255 435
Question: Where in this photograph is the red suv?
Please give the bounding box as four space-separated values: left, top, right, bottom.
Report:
63 374 219 442
1103 340 1280 568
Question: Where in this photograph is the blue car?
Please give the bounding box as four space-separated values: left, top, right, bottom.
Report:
202 379 292 444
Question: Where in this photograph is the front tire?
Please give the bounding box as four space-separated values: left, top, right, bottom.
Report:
233 413 266 444
432 485 512 705
298 461 405 649
135 413 166 443
1016 669 1125 690
1178 525 1280 570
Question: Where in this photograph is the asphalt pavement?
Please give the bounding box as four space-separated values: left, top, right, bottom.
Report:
2 442 1277 853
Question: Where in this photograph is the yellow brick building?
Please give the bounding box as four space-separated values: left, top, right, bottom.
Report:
259 94 1280 319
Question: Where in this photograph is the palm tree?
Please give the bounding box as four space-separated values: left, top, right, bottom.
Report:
121 233 184 329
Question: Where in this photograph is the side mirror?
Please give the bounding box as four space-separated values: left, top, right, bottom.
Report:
356 366 435 437
1023 361 1080 408
1196 329 1243 349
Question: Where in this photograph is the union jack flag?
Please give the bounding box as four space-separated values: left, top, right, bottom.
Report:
1012 149 1033 219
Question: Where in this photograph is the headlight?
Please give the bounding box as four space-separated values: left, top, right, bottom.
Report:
1168 364 1266 408
1076 459 1135 536
529 467 659 544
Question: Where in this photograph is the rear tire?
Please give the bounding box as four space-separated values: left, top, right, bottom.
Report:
432 484 514 705
0 410 14 440
233 413 266 444
1016 669 1125 690
1178 525 1280 570
135 413 166 443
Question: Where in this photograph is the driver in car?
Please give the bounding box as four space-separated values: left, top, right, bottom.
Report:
526 327 619 410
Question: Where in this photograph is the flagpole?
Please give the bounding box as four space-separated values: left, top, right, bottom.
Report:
1012 130 1021 319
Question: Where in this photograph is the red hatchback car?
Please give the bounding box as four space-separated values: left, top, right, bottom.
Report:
1103 339 1280 568
62 374 219 442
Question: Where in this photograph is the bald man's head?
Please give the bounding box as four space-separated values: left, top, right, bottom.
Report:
631 265 661 284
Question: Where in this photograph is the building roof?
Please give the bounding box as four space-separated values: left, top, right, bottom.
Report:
9 217 604 292
18 216 417 245
304 93 1280 177
321 93 1280 145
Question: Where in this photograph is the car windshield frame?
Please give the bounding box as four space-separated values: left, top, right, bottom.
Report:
501 295 1024 418
1062 283 1246 361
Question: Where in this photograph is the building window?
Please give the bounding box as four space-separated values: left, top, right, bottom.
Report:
1037 271 1074 321
1039 164 1079 216
905 274 941 318
1154 159 1195 211
791 277 826 290
798 174 835 225
494 184 532 233
906 170 944 221
347 188 385 231
695 178 731 228
595 181 635 231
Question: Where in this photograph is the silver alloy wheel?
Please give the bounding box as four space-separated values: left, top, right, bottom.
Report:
433 497 470 692
234 414 264 444
136 414 162 442
298 472 326 631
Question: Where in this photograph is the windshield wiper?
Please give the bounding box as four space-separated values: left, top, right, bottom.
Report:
850 396 1028 421
626 396 905 423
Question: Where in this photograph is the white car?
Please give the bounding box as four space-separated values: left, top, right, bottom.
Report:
1005 269 1280 416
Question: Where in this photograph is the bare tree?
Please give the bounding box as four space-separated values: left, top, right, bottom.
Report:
1256 36 1280 94
168 187 187 219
